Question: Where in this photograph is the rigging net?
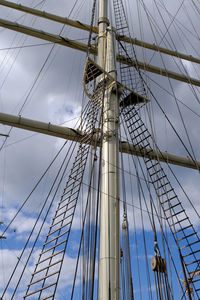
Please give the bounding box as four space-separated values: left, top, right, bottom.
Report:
121 104 200 298
23 93 102 299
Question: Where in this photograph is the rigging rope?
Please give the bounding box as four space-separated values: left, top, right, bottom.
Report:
121 104 200 298
0 0 82 152
138 0 200 105
1 102 92 298
120 114 187 298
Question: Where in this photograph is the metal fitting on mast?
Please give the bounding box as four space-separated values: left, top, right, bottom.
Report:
98 16 109 26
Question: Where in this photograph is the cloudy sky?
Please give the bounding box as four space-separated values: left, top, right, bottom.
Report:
0 0 200 298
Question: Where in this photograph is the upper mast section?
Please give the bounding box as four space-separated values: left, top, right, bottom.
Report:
98 0 109 68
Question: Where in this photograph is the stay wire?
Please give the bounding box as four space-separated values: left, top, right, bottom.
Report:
0 106 175 237
86 148 99 299
121 105 200 295
148 1 200 161
46 102 102 299
82 152 93 299
71 107 102 299
0 0 46 34
90 139 102 299
0 0 46 71
84 103 100 299
89 153 98 298
141 71 200 120
139 0 200 91
0 42 52 51
143 84 200 219
76 176 165 219
137 170 154 299
139 0 200 104
82 0 98 293
147 0 185 64
119 127 134 299
2 140 66 235
121 114 187 298
9 138 77 299
3 100 93 297
120 116 156 298
0 14 43 91
144 81 200 172
0 0 80 152
2 101 90 235
134 157 186 298
142 82 200 221
191 0 200 15
157 0 199 41
127 154 143 299
122 108 187 268
99 103 200 223
180 0 200 40
116 16 200 172
23 99 94 298
4 138 156 236
2 135 75 297
0 1 47 108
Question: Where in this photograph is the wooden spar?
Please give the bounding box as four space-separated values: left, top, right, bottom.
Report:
0 18 199 86
0 0 200 64
0 112 199 171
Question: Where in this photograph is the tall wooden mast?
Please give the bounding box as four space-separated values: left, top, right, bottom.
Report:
98 0 121 298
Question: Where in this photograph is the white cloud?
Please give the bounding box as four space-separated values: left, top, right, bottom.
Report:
0 247 81 299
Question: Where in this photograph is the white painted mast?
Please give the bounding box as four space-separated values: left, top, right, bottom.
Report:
98 0 121 299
